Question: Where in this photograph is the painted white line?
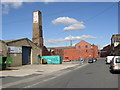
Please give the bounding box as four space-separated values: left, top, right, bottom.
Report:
43 77 56 82
24 81 43 88
3 63 89 88
73 63 89 70
24 77 56 88
55 63 89 77
25 63 89 88
3 75 45 88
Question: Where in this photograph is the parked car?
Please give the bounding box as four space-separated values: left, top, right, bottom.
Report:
88 59 93 63
93 58 97 62
62 59 71 62
80 58 85 63
110 56 120 73
106 56 114 64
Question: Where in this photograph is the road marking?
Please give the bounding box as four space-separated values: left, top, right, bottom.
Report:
55 63 89 77
3 63 89 88
24 64 89 88
73 63 89 70
3 75 46 88
24 81 43 88
24 77 56 88
43 77 56 82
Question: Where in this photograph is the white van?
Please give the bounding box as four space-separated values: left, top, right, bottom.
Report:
110 56 120 72
106 56 114 64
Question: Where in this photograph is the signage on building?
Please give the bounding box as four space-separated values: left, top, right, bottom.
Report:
0 48 3 56
33 11 38 23
7 46 22 53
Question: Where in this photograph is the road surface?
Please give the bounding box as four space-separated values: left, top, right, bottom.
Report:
2 58 119 88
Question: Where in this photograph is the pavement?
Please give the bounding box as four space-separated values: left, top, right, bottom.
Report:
1 61 87 77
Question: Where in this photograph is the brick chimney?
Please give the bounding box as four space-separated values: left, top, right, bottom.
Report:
32 11 43 48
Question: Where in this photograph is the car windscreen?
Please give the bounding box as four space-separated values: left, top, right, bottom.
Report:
116 58 120 63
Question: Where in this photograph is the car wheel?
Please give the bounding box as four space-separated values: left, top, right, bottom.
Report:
110 69 115 74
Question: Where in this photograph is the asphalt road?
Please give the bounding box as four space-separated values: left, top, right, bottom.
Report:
30 58 118 88
2 58 119 88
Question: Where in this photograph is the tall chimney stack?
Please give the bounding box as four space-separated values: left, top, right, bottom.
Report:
32 11 43 48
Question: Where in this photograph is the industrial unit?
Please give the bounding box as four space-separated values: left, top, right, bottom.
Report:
1 38 42 66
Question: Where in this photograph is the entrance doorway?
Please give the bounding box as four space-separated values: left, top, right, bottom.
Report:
22 46 31 65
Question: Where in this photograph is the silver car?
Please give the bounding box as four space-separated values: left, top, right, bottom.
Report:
110 56 120 72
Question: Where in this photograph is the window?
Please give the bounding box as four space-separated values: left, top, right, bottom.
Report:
78 45 81 48
85 45 88 48
116 58 120 63
86 50 88 53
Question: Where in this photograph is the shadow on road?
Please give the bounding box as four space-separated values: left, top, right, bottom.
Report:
109 70 120 74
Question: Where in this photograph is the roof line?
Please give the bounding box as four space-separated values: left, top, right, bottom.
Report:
4 38 41 48
4 38 28 43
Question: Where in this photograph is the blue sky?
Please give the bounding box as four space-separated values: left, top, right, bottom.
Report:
2 2 118 49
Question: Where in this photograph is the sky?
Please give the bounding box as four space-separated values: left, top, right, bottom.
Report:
1 1 119 49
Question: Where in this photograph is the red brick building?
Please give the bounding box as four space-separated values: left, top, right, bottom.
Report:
47 40 99 60
63 40 99 60
47 46 75 56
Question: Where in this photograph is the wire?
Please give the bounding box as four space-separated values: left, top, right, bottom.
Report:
84 2 117 22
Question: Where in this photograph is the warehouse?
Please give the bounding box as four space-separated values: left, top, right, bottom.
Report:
64 40 99 60
47 40 99 60
3 38 42 67
0 40 7 57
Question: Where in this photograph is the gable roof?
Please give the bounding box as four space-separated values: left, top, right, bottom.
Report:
75 40 91 46
47 46 75 49
0 40 6 44
4 38 40 48
4 38 28 43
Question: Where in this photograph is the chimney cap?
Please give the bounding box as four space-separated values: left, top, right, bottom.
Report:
33 10 41 13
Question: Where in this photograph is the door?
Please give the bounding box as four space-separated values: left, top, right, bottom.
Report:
22 46 31 65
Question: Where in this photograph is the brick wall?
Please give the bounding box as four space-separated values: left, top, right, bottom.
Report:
64 40 99 60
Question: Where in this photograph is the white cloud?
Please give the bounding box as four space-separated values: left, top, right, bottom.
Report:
64 23 85 31
44 35 96 45
65 35 96 41
52 17 85 31
52 17 79 25
2 0 37 14
11 2 23 8
44 39 66 44
2 0 117 14
2 2 23 14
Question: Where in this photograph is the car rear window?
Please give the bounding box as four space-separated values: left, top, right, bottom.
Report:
116 58 120 63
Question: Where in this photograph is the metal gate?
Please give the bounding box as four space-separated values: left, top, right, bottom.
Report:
22 46 31 65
